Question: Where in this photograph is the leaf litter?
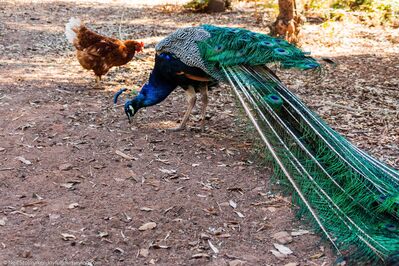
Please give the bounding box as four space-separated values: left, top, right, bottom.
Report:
0 0 396 265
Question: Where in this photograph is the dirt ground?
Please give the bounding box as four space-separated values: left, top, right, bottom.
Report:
0 0 398 265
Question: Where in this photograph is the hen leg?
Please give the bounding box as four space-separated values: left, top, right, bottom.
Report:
171 86 196 131
94 75 101 89
199 85 208 132
95 75 101 87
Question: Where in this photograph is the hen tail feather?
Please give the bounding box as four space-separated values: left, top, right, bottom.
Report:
65 17 82 43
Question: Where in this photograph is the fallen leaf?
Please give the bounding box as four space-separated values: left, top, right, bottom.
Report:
61 233 76 241
270 249 286 258
151 244 170 249
229 200 237 209
68 203 79 209
208 240 219 254
59 183 74 189
16 156 32 165
115 150 137 160
139 222 157 231
191 253 210 259
200 233 211 240
159 168 177 175
291 230 310 236
114 247 124 254
218 233 231 238
273 243 293 255
140 207 154 212
234 211 245 218
98 231 109 238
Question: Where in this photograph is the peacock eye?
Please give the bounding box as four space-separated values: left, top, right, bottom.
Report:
385 224 397 232
214 45 224 53
274 47 290 55
260 40 274 47
236 49 245 56
378 195 388 203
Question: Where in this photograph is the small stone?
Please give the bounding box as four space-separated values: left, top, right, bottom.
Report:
272 231 293 244
284 263 299 266
21 250 32 258
270 250 286 259
138 222 157 231
59 163 73 171
139 248 149 258
229 259 246 266
267 206 277 212
0 217 7 226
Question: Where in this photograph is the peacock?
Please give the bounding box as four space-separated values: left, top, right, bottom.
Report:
114 25 399 265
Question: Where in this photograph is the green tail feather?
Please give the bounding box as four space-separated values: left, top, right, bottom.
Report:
222 64 399 264
197 25 319 81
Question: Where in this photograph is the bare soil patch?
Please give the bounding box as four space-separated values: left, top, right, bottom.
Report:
0 1 397 265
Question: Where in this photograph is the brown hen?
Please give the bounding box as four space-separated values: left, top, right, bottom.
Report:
65 17 144 86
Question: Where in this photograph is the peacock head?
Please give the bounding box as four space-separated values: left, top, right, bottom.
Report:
124 97 143 123
113 88 143 123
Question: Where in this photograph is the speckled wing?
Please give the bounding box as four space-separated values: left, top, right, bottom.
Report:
155 26 211 74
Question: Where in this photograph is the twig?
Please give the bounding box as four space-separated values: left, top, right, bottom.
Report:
23 200 47 207
0 168 14 171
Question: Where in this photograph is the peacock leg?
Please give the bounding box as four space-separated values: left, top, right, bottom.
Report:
171 86 196 131
199 85 208 132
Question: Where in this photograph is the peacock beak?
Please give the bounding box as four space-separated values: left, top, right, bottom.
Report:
125 105 135 124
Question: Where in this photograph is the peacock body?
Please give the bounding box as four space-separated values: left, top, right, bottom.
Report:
118 25 399 264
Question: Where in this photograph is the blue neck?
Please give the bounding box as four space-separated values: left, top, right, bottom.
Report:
135 69 176 108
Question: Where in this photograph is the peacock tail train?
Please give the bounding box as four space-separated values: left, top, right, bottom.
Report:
156 25 399 264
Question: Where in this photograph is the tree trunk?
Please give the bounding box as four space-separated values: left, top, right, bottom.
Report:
205 0 230 13
270 0 302 44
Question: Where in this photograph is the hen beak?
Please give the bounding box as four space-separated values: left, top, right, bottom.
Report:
136 42 144 52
